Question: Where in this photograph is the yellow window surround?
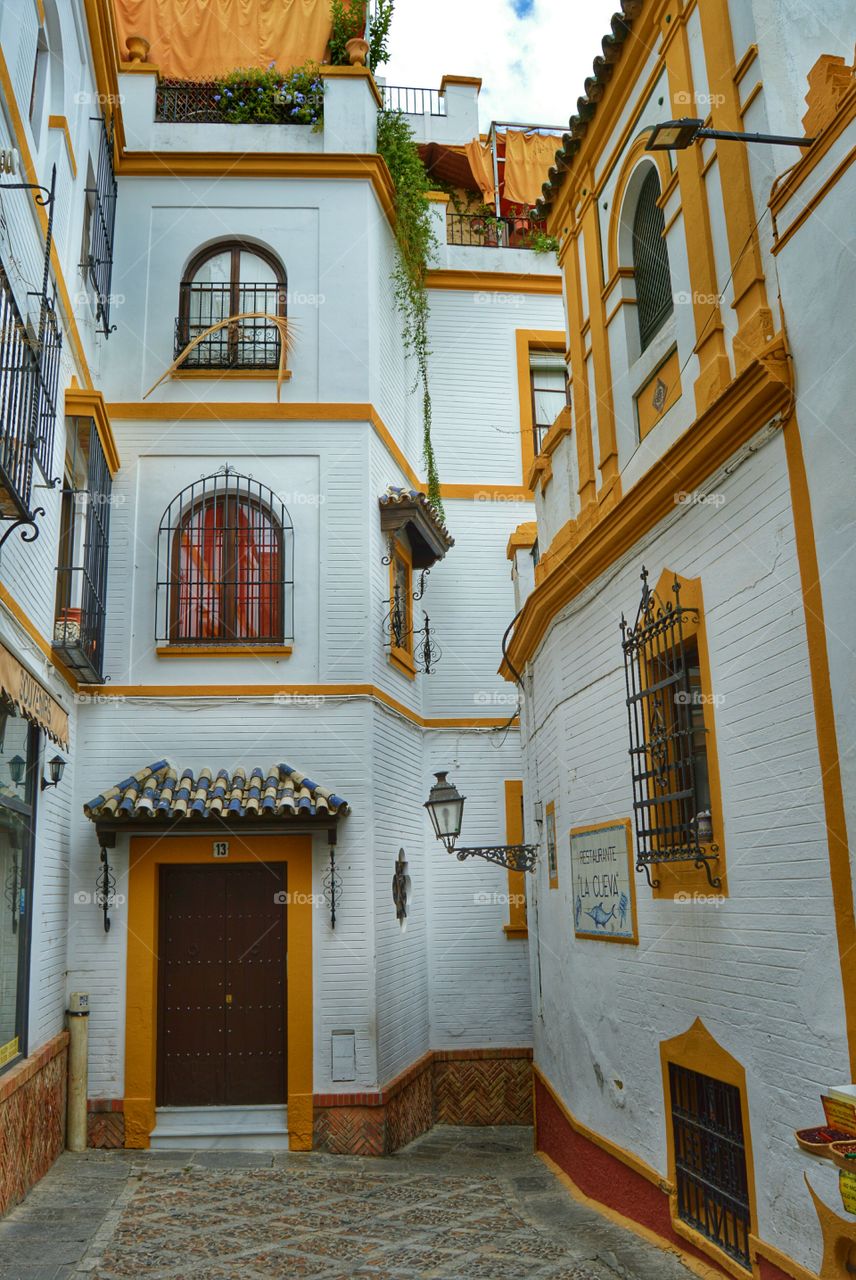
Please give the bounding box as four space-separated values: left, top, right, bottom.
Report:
659 1019 758 1280
388 535 416 679
638 569 727 901
515 329 568 487
503 780 528 937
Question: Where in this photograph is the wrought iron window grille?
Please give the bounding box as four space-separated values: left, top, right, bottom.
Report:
322 834 341 929
632 167 674 351
381 544 440 674
53 420 112 682
84 119 117 337
0 163 62 547
669 1064 752 1268
621 567 720 889
155 465 294 646
175 280 286 369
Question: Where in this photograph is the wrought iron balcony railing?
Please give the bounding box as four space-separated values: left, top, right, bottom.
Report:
446 212 548 249
53 421 112 683
175 281 284 369
380 85 446 116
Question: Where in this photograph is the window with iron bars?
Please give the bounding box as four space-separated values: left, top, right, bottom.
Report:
620 568 720 889
84 117 118 337
632 166 673 352
0 262 62 520
54 419 112 682
155 467 294 646
175 242 287 370
669 1064 752 1269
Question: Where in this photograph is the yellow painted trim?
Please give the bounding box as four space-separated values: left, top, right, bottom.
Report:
580 196 618 496
770 82 856 220
660 1019 758 1278
515 329 567 485
82 0 125 155
545 800 559 890
772 141 856 256
646 570 727 899
442 483 530 501
534 1065 670 1191
427 191 450 203
65 387 121 475
501 343 790 676
156 646 293 658
782 410 856 1077
34 0 45 24
506 521 538 561
118 153 397 226
733 43 759 85
0 583 80 691
48 115 77 178
805 1177 856 1278
537 1152 731 1280
388 535 415 678
439 75 482 94
635 346 682 440
606 135 672 282
124 834 313 1151
564 231 597 512
171 370 293 382
739 82 763 119
426 270 562 295
504 780 527 936
79 681 518 730
749 1234 819 1280
118 62 159 75
319 64 383 108
0 46 93 390
569 817 639 944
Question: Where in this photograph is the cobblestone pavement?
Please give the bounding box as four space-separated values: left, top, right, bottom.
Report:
0 1128 698 1280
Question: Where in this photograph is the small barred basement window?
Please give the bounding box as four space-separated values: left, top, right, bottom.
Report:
669 1064 751 1269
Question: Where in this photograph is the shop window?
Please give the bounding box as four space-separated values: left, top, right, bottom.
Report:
0 709 37 1073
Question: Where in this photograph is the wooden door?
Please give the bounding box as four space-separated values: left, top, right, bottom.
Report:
157 862 286 1106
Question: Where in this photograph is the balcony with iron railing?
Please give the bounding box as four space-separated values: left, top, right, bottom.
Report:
0 264 62 523
446 211 552 251
53 421 111 683
175 281 285 370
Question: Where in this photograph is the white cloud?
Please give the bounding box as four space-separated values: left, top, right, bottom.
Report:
380 0 624 132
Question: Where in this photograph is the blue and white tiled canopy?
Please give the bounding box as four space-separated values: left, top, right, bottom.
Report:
84 760 349 823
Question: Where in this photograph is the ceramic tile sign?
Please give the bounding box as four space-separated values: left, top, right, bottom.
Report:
570 819 638 944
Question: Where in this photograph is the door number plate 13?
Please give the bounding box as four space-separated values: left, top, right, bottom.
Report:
213 841 230 859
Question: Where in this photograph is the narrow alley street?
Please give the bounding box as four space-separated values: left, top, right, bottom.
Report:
0 1129 699 1280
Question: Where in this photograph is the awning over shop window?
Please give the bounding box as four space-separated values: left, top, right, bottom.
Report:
113 0 334 79
84 760 350 824
0 643 69 750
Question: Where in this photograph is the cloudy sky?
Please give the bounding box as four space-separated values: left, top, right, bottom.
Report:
382 0 621 131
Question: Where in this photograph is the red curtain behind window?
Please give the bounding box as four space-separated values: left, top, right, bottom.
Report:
175 499 281 641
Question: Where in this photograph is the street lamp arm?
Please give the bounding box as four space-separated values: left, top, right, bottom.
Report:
696 126 814 147
455 844 539 873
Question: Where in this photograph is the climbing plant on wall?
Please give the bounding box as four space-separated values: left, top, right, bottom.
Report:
376 108 443 516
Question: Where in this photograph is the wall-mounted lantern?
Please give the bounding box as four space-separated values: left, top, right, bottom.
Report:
424 771 538 872
8 754 26 787
41 754 66 791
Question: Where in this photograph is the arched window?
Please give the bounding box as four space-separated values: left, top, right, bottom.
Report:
156 469 294 646
631 167 673 351
176 242 286 370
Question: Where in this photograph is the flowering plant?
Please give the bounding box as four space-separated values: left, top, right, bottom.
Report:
214 63 324 127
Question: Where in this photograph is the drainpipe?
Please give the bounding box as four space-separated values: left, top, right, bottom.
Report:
67 991 89 1152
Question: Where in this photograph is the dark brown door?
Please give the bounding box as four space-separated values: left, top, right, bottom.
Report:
157 863 286 1106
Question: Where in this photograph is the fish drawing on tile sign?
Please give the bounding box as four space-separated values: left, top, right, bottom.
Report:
585 902 616 929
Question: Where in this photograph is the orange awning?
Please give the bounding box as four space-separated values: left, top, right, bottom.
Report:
114 0 333 79
0 643 68 750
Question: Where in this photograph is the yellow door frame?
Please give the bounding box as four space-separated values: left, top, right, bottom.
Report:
124 832 314 1151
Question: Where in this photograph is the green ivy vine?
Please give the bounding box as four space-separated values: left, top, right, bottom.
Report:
376 108 443 516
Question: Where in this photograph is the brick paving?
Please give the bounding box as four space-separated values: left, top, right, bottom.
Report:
0 1128 699 1280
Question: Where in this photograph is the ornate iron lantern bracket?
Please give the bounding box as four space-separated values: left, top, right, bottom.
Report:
454 844 539 873
96 845 116 932
322 830 342 929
